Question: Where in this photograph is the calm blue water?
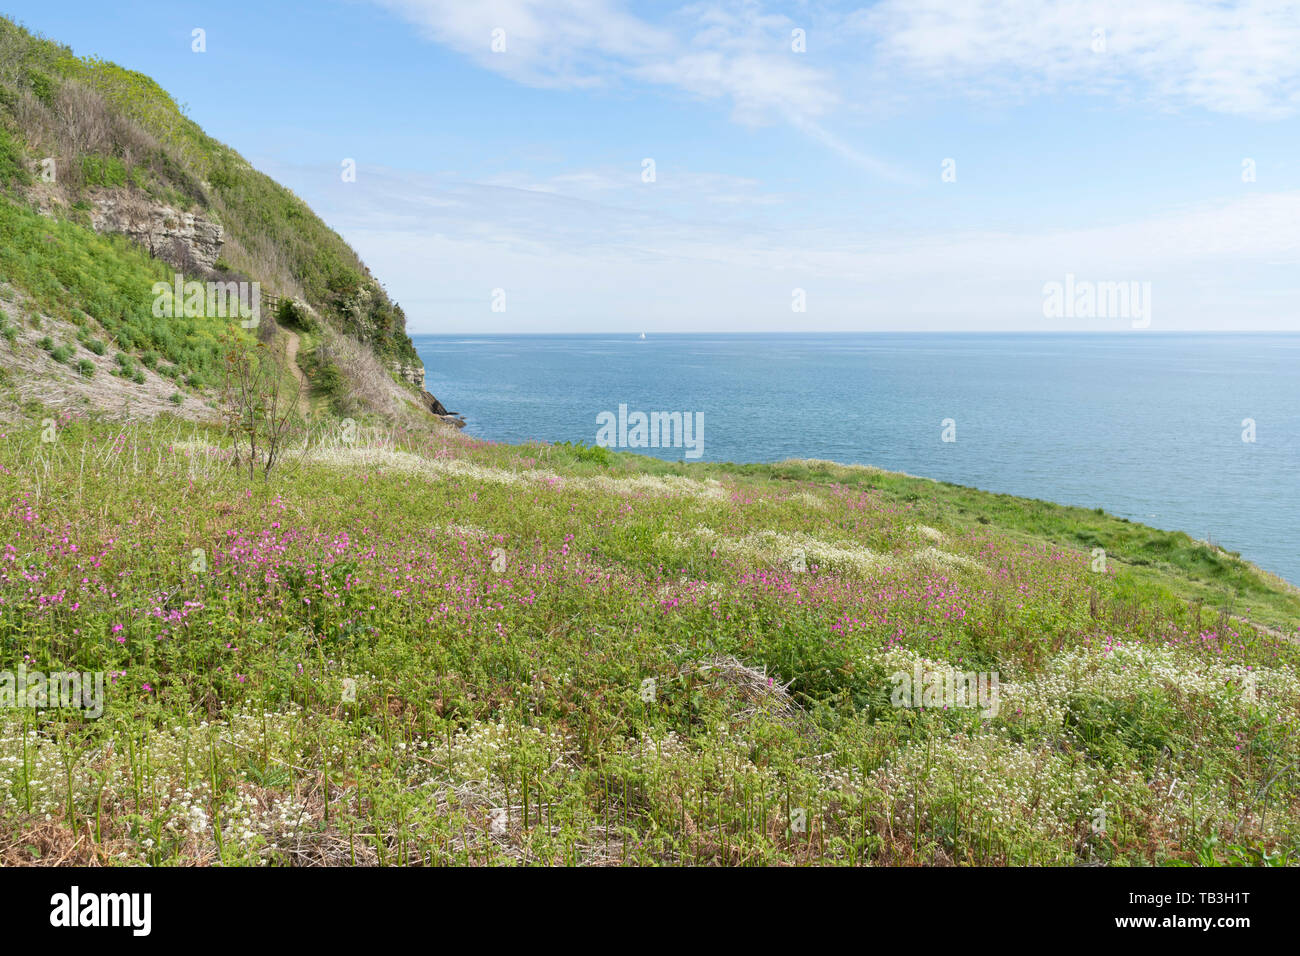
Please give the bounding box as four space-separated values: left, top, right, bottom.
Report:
414 333 1300 584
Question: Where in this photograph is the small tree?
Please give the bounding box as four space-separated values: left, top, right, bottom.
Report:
220 335 302 479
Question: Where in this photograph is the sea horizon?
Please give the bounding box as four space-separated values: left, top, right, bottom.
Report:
412 329 1300 337
416 331 1300 584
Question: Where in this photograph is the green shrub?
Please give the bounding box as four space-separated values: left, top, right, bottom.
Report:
276 298 314 332
50 344 72 363
303 350 343 400
77 358 94 377
168 391 183 404
80 154 128 188
37 335 53 351
0 127 26 188
25 69 56 105
553 440 614 467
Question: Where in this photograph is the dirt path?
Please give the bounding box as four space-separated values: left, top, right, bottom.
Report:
282 329 311 417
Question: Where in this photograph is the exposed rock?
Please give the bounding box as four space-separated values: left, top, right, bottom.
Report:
422 389 450 415
391 359 425 388
422 389 465 428
90 195 224 271
394 358 462 425
81 192 464 428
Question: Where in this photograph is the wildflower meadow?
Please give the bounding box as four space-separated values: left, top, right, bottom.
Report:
1 415 1295 866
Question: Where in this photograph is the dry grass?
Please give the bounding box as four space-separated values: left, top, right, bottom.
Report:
698 654 809 727
312 325 426 422
0 820 127 866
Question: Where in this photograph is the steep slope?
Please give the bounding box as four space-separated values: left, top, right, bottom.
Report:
0 16 453 424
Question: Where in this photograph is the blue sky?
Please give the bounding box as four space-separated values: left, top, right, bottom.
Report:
6 0 1300 332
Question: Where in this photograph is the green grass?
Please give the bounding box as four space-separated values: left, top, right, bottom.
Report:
0 415 1295 866
0 195 251 387
0 126 26 188
79 153 130 188
0 14 423 397
644 457 1300 631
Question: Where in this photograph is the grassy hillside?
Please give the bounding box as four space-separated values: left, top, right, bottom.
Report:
701 459 1300 632
0 416 1296 866
0 15 425 420
0 15 1295 870
0 194 240 389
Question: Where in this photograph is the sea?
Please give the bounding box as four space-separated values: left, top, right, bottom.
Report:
412 333 1300 584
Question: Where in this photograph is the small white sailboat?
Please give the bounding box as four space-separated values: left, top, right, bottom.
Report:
639 332 646 340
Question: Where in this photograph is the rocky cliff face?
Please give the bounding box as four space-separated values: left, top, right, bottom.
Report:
389 358 464 427
391 359 425 388
90 195 224 271
82 192 461 427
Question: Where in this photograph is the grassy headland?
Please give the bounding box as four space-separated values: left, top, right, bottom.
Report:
0 13 1295 869
0 415 1296 866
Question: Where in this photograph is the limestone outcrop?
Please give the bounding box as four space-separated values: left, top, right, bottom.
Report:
90 195 224 271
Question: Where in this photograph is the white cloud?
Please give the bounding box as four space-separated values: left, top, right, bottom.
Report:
854 0 1300 118
280 159 1300 331
304 3 1300 329
368 0 913 178
375 1 1300 126
371 0 673 88
371 0 827 112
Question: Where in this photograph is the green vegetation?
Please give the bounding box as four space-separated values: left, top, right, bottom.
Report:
0 126 25 187
275 298 314 333
79 153 129 188
0 14 423 409
0 196 244 388
702 458 1300 630
551 440 615 467
300 343 346 411
0 14 1294 870
0 416 1295 866
77 334 106 355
